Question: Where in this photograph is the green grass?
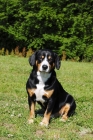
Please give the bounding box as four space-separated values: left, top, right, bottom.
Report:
0 55 93 140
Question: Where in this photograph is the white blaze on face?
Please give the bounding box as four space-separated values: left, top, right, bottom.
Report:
39 56 50 72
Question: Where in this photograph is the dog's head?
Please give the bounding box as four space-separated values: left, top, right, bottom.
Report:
29 49 61 72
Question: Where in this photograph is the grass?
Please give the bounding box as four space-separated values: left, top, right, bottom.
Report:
0 55 93 140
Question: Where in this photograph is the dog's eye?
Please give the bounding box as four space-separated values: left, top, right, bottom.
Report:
39 57 42 60
39 56 44 61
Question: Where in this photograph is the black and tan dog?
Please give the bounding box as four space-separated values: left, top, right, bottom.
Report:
26 49 76 126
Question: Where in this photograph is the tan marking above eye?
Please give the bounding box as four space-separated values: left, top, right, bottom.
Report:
48 56 52 59
41 55 44 59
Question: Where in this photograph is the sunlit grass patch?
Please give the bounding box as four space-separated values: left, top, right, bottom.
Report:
0 56 93 140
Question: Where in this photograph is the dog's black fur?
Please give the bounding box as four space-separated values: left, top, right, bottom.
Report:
26 49 76 126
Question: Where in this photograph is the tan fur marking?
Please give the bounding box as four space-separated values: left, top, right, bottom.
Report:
40 110 51 126
36 60 41 71
28 102 36 124
37 63 41 71
52 63 55 69
27 88 36 97
49 62 55 71
52 62 55 67
59 103 70 121
42 55 44 59
44 89 54 98
36 60 38 66
48 56 52 59
29 102 35 119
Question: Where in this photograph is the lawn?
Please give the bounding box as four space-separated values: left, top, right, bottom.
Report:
0 55 93 140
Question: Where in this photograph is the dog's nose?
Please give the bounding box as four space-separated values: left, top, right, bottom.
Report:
42 65 48 70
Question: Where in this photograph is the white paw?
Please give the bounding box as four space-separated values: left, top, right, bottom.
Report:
60 118 66 122
28 119 34 124
40 122 48 127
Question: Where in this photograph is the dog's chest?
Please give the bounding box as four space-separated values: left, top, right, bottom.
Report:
35 84 45 103
34 72 51 103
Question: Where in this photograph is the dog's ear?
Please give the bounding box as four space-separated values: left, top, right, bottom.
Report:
54 53 61 70
29 51 37 66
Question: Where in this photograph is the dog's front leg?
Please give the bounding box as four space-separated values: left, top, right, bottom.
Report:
27 89 36 124
28 96 36 124
40 110 51 127
40 99 55 126
28 101 36 124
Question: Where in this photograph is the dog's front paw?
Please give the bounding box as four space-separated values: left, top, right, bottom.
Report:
60 118 66 122
28 118 34 124
60 115 68 122
40 120 49 127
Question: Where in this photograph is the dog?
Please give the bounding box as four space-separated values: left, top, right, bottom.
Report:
26 49 76 126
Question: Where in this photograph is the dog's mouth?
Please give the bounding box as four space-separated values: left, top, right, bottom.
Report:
39 69 50 73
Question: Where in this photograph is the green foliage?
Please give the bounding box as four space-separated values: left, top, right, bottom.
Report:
0 0 93 61
84 44 93 61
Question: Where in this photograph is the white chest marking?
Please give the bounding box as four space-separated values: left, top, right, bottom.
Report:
34 71 51 103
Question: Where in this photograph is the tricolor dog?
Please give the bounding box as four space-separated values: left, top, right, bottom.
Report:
26 49 76 126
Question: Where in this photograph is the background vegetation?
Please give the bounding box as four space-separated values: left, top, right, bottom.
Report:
0 56 93 139
0 0 93 61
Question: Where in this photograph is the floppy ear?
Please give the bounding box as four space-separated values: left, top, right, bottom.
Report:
54 53 61 70
29 51 37 66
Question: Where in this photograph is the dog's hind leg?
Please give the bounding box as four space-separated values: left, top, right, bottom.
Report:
59 103 70 122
